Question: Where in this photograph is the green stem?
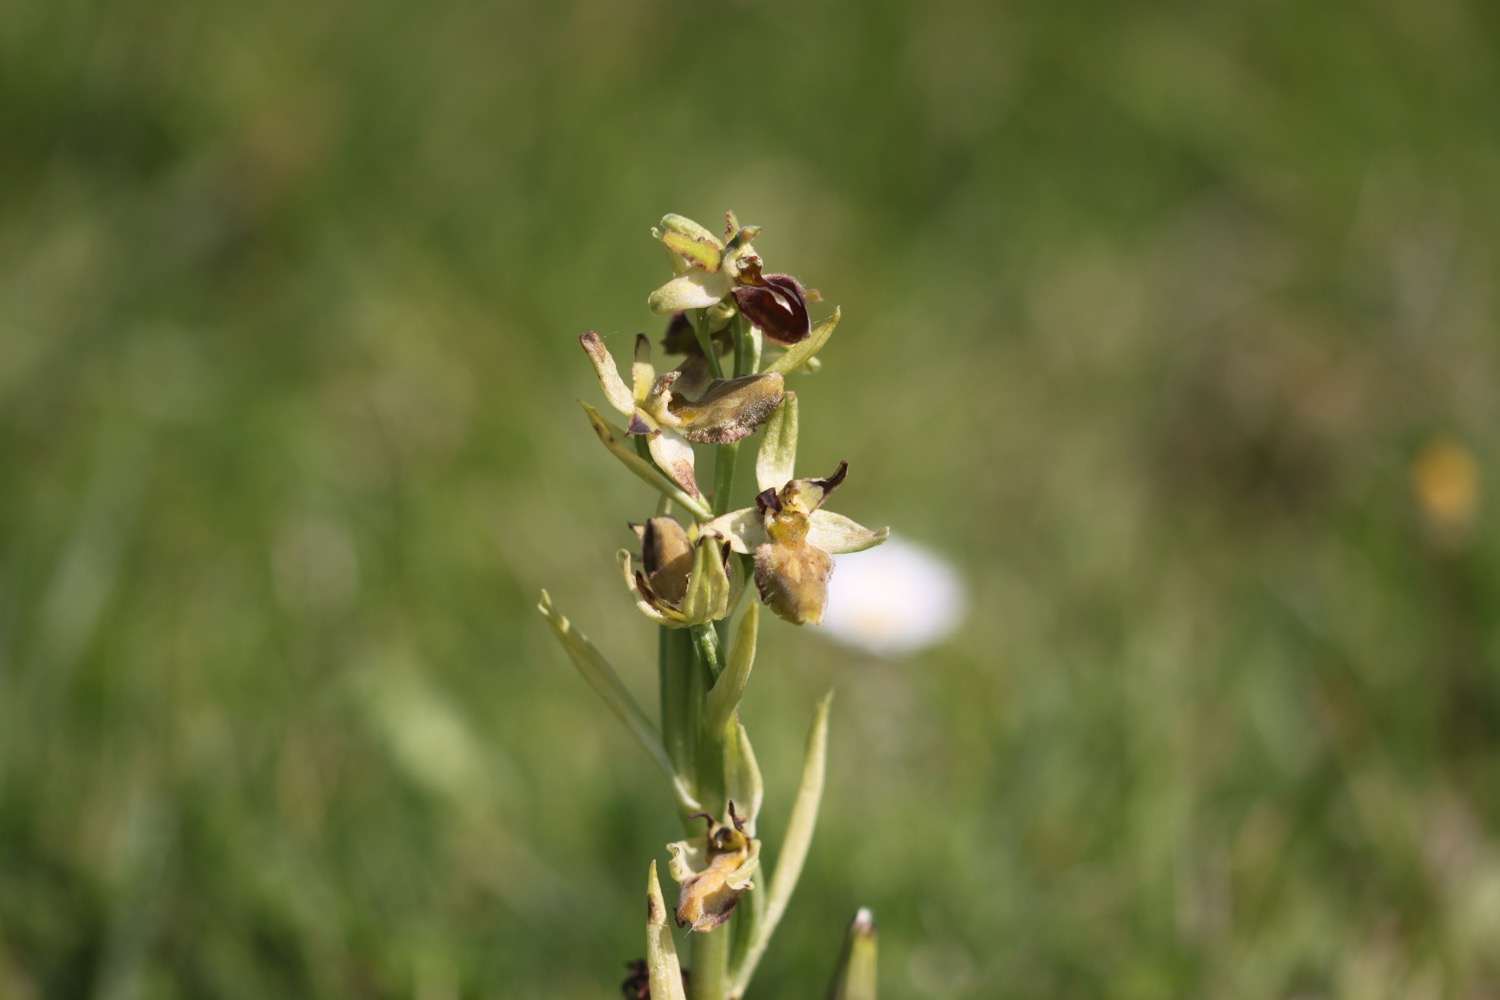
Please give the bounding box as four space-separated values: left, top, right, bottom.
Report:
660 626 699 808
691 921 731 1000
693 310 725 381
712 441 740 517
690 623 724 684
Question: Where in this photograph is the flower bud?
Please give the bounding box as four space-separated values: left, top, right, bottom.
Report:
621 521 736 628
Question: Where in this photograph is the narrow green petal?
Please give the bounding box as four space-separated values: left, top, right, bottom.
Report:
537 591 674 781
807 511 890 555
632 334 657 403
728 692 833 995
755 391 799 493
647 862 689 1000
581 402 711 519
764 307 839 376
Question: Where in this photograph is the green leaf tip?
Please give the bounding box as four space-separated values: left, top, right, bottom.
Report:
827 907 878 1000
537 590 675 781
647 861 689 1000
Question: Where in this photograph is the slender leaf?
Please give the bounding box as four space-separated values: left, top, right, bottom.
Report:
764 308 839 376
704 603 759 737
647 862 689 1000
538 591 674 782
728 692 833 995
580 402 712 519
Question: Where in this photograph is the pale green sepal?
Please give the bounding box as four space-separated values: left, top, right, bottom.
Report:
647 861 689 1000
704 603 758 738
660 229 724 273
657 214 724 259
827 908 878 1000
681 537 732 625
579 332 637 415
702 507 767 555
648 270 734 314
580 402 711 519
764 307 839 376
537 590 675 781
728 692 833 996
807 511 890 555
619 550 678 627
756 392 799 493
724 719 764 836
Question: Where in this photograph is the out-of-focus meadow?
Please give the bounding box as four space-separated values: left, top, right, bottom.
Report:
4 0 1500 996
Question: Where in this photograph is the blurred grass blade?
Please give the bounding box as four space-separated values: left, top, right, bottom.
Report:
647 861 689 1000
728 692 833 995
538 591 675 782
764 307 838 376
580 402 712 519
827 908 878 1000
704 603 758 737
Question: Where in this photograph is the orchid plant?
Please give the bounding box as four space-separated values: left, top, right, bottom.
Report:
540 213 884 1000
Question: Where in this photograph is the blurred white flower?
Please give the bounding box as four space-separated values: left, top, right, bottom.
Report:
821 535 966 656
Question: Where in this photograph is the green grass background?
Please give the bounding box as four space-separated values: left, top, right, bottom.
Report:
4 0 1500 996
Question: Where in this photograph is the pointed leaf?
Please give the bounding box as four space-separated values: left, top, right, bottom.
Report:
704 603 758 738
647 862 689 1000
764 307 839 376
827 909 878 1000
580 403 710 519
728 692 833 995
537 591 674 781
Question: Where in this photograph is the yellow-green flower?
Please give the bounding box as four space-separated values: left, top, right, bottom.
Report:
647 213 812 345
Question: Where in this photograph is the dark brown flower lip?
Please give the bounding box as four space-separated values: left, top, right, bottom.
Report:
732 273 811 345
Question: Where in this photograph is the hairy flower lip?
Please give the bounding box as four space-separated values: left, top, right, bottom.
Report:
702 462 888 626
732 273 810 345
